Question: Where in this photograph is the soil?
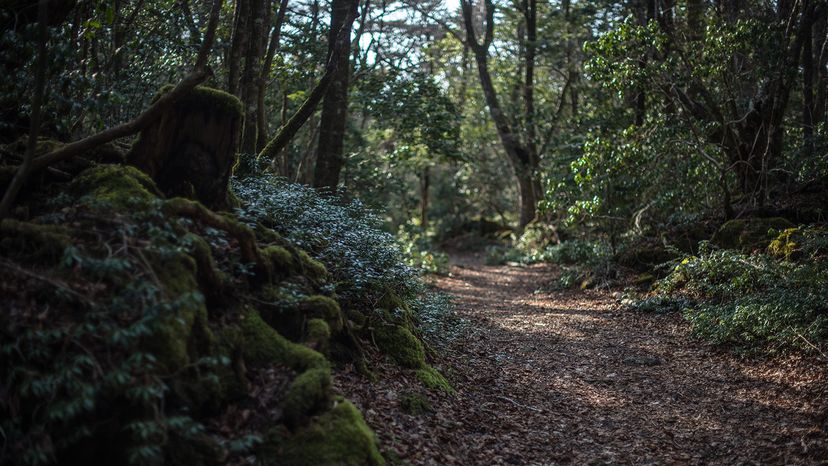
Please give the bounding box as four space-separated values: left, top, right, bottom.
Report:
336 253 828 465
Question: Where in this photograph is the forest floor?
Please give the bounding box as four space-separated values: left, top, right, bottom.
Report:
336 253 828 465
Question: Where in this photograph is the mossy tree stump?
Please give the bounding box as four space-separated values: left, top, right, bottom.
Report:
128 86 243 209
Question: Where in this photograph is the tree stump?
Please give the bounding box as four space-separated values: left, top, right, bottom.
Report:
128 86 243 209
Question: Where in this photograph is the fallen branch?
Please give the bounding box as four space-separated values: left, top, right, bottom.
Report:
27 0 224 174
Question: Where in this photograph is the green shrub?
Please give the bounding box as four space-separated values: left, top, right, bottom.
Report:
642 234 828 353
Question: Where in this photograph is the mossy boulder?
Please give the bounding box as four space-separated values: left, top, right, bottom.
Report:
305 318 331 354
261 400 384 466
416 366 454 394
296 249 328 281
238 309 326 371
374 324 425 369
711 217 794 251
300 295 344 334
615 237 676 272
69 164 162 209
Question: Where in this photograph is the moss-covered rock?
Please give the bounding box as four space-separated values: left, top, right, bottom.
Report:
305 318 331 354
374 324 425 369
297 249 328 281
711 217 794 251
70 164 162 209
399 392 432 415
300 295 344 334
264 244 294 274
416 365 454 394
261 400 384 466
283 367 333 424
238 309 327 371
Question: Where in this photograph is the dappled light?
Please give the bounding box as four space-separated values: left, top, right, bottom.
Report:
1 0 827 464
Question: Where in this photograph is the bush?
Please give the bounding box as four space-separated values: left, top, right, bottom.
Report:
642 232 828 353
233 174 422 310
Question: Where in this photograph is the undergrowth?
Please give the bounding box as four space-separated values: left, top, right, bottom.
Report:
636 228 828 353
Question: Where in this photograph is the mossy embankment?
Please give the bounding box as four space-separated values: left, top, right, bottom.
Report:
0 146 449 465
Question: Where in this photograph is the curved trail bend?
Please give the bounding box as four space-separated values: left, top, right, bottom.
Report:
340 254 828 465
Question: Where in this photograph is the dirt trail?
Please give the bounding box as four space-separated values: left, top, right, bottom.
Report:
338 253 828 465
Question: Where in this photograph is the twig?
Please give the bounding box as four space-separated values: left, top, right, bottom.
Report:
0 258 92 305
496 394 542 412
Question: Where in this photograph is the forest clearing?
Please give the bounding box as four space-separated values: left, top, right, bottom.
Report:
2 0 828 464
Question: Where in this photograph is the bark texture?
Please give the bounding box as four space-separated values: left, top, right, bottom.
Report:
128 87 243 209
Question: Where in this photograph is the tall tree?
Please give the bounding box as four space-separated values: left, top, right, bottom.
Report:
461 0 539 229
313 0 360 189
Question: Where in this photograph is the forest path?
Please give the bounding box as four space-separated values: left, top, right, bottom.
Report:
339 253 828 465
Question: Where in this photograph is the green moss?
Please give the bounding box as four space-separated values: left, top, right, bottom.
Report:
261 400 384 466
633 273 656 288
305 318 331 354
283 367 332 423
143 250 206 372
156 85 243 118
768 227 800 260
297 249 328 280
399 393 432 415
300 296 343 334
238 309 327 371
712 217 794 251
374 324 425 369
213 325 248 401
378 290 410 313
263 245 294 273
70 164 162 209
0 219 71 261
415 366 454 394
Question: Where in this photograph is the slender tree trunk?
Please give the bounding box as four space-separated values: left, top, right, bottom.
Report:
420 166 429 229
313 0 360 190
0 0 48 219
227 0 249 96
256 0 289 152
461 0 537 229
803 17 815 159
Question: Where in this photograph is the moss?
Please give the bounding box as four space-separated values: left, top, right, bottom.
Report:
305 318 331 354
283 367 332 423
263 245 294 273
374 324 425 369
712 217 794 251
156 84 243 118
768 227 800 260
70 164 162 209
143 250 206 372
300 295 343 334
261 400 384 466
296 249 328 281
0 219 71 261
213 325 249 401
633 273 656 288
185 233 227 297
399 393 432 415
238 309 327 371
415 366 454 394
378 290 410 313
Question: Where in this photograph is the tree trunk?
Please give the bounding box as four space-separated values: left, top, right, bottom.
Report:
256 0 290 152
128 87 243 209
461 0 538 229
227 0 249 96
803 16 815 159
313 0 359 190
420 166 429 229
